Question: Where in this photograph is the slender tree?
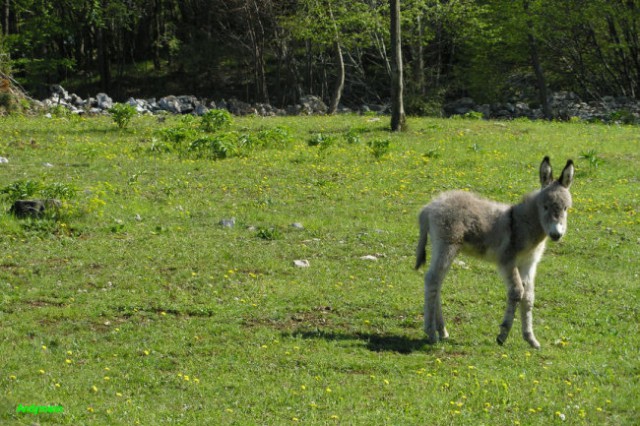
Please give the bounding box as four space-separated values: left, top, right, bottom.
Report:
523 0 551 119
390 0 406 131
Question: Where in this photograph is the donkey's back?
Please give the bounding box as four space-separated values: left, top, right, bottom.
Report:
415 190 511 268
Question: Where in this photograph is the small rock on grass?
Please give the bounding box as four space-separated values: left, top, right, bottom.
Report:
293 260 310 268
360 255 379 261
219 218 236 228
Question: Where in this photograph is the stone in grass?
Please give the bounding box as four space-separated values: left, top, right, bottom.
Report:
9 199 61 219
290 222 304 230
219 218 236 228
293 259 310 268
360 255 379 261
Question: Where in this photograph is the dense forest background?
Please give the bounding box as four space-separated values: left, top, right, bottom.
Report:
1 0 639 112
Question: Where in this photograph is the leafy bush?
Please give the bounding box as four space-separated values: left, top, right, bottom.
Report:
580 149 602 169
255 126 291 149
463 110 484 120
188 135 237 159
609 109 638 125
345 128 364 144
256 226 281 241
0 179 42 202
109 103 137 129
41 182 77 200
367 138 391 159
308 133 336 149
200 109 232 132
0 92 15 113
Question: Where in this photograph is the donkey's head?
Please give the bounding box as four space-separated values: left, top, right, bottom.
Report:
537 156 574 241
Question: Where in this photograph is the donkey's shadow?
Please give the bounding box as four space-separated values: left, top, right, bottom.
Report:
284 329 444 354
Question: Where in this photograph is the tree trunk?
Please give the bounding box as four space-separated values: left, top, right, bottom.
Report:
524 0 551 119
328 40 345 114
96 25 111 92
390 0 406 131
412 13 425 96
327 1 344 114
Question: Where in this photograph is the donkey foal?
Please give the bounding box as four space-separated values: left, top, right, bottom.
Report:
415 157 574 348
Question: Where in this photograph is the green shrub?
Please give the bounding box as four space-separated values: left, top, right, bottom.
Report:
367 138 391 159
609 109 638 125
200 109 232 132
188 135 237 159
109 103 137 129
0 179 42 202
308 133 336 148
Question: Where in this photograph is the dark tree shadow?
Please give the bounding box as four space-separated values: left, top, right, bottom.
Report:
283 329 441 355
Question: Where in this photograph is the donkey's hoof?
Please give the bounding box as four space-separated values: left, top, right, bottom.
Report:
496 334 507 346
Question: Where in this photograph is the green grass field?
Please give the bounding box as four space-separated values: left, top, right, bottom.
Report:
1 113 638 425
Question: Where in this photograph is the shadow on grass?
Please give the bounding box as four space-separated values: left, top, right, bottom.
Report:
283 329 441 355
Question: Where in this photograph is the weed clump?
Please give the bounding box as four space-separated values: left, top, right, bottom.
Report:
109 103 137 129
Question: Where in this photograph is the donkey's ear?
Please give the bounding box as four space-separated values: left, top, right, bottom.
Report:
558 159 574 188
539 156 553 188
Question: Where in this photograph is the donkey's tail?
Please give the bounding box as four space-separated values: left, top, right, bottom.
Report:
415 209 429 270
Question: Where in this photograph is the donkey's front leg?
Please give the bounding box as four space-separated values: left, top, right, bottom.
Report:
519 262 541 349
496 265 524 345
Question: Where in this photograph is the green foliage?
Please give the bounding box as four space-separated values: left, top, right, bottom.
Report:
109 103 137 129
345 127 363 144
609 109 638 125
0 92 16 113
49 104 72 119
0 179 42 202
367 138 391 159
200 109 232 132
255 226 281 241
580 149 602 169
308 132 336 148
254 126 292 149
463 110 484 120
188 134 237 159
1 179 77 203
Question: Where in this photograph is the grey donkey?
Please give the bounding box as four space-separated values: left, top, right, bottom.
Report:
415 157 574 348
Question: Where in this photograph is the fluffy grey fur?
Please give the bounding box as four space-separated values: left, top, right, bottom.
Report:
415 157 574 348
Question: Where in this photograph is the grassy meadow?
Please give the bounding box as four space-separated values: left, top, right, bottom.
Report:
0 112 638 425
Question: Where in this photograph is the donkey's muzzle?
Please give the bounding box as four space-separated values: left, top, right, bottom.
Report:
549 232 562 241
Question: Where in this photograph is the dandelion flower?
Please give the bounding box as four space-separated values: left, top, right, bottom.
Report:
91 385 98 392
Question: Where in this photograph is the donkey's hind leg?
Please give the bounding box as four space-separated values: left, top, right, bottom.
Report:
496 265 524 345
424 242 458 343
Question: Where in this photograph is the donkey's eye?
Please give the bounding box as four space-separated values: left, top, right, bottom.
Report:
543 206 549 211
